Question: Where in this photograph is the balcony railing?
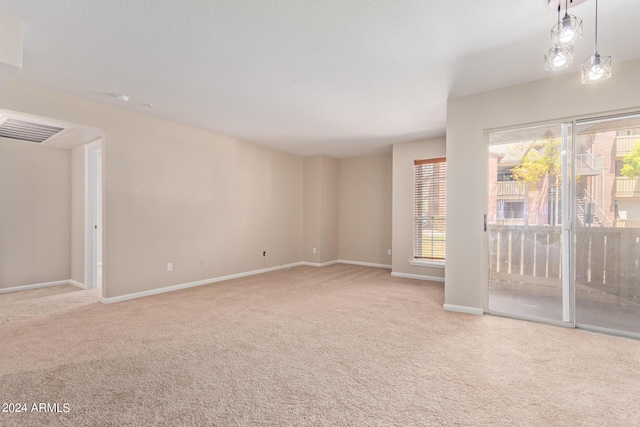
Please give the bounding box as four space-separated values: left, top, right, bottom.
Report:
575 153 603 176
615 177 640 196
497 181 525 198
616 135 640 157
489 224 640 303
616 219 640 228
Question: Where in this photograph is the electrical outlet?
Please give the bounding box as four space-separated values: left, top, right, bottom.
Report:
167 262 173 272
263 251 266 257
387 249 392 255
312 247 317 254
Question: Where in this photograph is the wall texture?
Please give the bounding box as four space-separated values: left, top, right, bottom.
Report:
446 58 640 312
338 153 392 266
303 155 339 263
320 156 339 263
303 156 321 263
392 138 446 280
70 145 84 285
0 80 303 298
0 136 71 289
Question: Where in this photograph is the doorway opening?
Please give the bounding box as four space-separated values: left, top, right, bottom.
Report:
0 108 105 303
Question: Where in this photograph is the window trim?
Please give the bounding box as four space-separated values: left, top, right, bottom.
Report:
414 157 447 262
409 259 445 268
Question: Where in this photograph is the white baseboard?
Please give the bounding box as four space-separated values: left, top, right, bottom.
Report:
70 280 86 289
101 262 303 304
99 260 435 304
443 303 483 316
337 260 391 269
390 272 445 283
281 262 305 268
299 260 391 269
300 260 339 268
0 280 71 294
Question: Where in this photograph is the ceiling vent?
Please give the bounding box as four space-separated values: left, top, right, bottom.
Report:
0 117 65 143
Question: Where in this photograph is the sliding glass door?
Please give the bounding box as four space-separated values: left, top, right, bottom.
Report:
487 123 571 324
574 114 640 335
487 113 640 338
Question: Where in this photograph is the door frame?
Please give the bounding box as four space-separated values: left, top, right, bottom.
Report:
84 139 102 289
483 109 640 340
484 121 575 327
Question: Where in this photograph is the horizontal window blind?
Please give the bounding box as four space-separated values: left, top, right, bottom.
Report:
414 158 447 260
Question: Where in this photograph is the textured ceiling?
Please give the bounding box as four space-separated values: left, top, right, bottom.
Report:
1 0 639 158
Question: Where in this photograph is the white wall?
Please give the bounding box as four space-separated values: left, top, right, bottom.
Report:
338 153 392 266
446 58 640 312
0 136 71 288
392 138 446 279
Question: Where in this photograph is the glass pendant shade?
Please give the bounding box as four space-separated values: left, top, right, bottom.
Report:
581 53 611 84
544 45 573 71
551 13 583 46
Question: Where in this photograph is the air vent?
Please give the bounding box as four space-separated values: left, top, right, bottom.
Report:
0 117 65 143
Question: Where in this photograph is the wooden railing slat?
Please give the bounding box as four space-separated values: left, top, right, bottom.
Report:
488 225 640 303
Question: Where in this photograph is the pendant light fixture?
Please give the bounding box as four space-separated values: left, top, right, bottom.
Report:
545 5 573 71
551 0 583 47
544 45 573 70
581 0 611 84
544 0 612 84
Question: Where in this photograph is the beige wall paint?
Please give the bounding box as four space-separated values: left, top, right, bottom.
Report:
303 155 339 263
0 15 22 87
71 145 85 284
338 153 392 266
303 156 321 263
446 58 640 311
320 156 339 263
392 138 446 279
0 136 71 288
0 80 303 298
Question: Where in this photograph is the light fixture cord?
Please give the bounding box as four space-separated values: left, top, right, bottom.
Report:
594 0 599 53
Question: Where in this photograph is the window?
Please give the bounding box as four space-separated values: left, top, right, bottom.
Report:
497 171 515 182
414 158 446 260
499 201 524 219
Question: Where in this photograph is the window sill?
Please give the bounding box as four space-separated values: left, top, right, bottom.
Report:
409 260 445 268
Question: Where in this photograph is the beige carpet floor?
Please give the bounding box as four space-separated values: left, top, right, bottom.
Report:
1 264 639 426
0 284 101 326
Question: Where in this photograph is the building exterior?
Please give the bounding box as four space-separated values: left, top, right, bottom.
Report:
489 129 640 228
